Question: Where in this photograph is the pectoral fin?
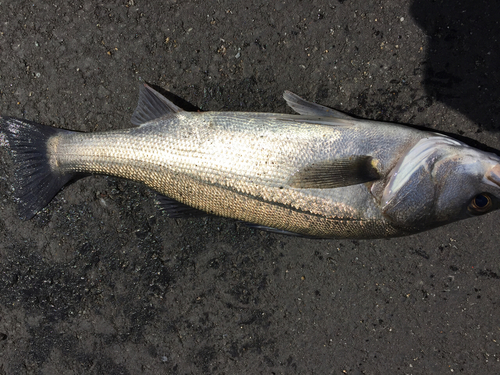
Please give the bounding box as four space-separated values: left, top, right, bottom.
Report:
288 156 380 189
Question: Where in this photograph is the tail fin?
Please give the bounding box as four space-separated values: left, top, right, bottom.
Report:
0 116 74 220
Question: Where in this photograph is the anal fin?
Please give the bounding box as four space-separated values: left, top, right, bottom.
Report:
156 194 209 218
243 223 304 237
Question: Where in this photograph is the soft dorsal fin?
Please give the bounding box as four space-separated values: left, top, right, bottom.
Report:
276 115 353 127
283 91 354 120
131 84 184 126
288 156 380 189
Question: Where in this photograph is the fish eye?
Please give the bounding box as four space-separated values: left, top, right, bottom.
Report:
468 193 493 215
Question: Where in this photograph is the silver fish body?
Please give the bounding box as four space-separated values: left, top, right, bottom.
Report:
2 85 500 239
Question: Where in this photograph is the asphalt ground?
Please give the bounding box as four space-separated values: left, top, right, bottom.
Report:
1 0 500 373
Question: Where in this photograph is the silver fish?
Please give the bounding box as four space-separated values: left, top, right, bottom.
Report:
1 84 500 239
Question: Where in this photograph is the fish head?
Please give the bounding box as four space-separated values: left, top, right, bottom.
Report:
380 135 500 231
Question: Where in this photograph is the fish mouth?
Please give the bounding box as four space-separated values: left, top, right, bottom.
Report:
486 164 500 188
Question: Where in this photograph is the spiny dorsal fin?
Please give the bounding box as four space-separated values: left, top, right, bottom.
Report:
288 156 380 189
131 84 184 126
283 91 354 120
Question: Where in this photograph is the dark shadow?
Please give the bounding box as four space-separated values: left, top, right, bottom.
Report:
410 1 500 131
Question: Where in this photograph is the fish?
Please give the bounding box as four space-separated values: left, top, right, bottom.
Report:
1 84 500 239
